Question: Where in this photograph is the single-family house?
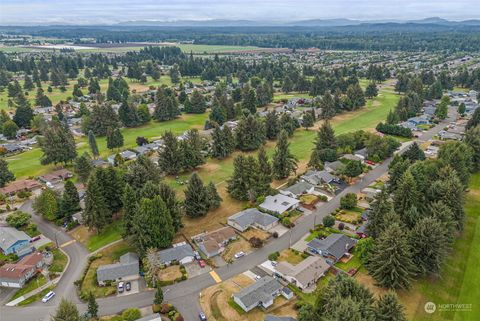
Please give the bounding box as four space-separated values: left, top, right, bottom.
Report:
228 208 279 232
0 179 42 196
232 276 284 312
265 316 297 321
96 252 139 286
194 227 237 258
341 154 363 162
280 181 315 199
0 227 32 256
107 150 138 165
439 131 463 141
275 256 330 290
91 158 108 167
354 148 368 160
38 169 73 185
0 252 44 288
361 187 381 199
324 161 345 174
307 234 357 262
156 243 195 266
407 115 431 126
301 170 336 185
259 194 300 215
136 314 162 321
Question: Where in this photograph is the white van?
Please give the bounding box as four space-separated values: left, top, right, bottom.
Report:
42 291 55 303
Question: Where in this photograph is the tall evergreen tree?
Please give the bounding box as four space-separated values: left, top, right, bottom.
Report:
366 188 394 239
235 115 266 151
256 146 272 196
227 155 259 201
83 173 111 231
158 183 182 232
88 130 99 158
309 121 337 169
51 299 81 321
184 173 210 217
265 111 280 140
106 127 124 150
59 180 80 220
74 153 93 183
393 170 420 216
132 196 174 254
158 131 182 175
206 181 222 210
272 130 298 179
121 184 138 238
87 292 99 319
0 159 15 188
118 101 139 127
367 223 416 289
375 292 407 321
39 119 77 165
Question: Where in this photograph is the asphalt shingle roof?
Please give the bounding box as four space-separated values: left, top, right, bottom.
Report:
228 208 279 230
0 227 30 252
233 276 282 309
96 252 139 282
307 234 357 261
157 243 195 264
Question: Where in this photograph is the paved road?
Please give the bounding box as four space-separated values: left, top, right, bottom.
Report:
0 113 454 321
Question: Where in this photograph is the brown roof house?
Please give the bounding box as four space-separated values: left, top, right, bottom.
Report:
0 180 42 196
193 227 237 258
0 252 44 288
38 169 73 185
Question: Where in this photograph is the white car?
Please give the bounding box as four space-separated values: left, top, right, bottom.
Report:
42 291 55 303
234 251 245 259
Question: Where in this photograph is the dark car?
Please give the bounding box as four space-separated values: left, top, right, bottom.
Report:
125 281 131 291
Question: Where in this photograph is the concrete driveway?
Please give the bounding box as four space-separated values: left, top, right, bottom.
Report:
117 279 140 297
185 262 211 278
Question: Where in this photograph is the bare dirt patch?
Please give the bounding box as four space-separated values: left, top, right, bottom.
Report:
221 238 252 262
242 229 270 242
69 225 93 245
158 265 182 282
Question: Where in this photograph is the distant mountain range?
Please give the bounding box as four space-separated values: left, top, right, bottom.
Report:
116 17 480 27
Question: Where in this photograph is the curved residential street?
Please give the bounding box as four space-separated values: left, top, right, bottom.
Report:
0 115 453 321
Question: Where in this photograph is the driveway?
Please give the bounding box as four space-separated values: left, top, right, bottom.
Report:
185 262 211 278
117 279 140 297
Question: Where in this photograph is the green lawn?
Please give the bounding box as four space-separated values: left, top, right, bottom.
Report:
49 248 68 273
273 92 313 102
81 44 260 54
406 173 480 321
86 220 124 252
11 274 46 300
18 285 55 306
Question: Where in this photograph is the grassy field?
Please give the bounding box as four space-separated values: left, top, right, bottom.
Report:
401 172 480 321
11 274 46 300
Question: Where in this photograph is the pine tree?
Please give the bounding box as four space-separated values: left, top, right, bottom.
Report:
23 75 34 91
87 292 99 319
51 299 81 321
124 155 161 190
132 196 174 254
438 141 473 188
387 155 410 192
242 87 257 114
409 217 450 276
188 90 207 114
265 111 280 140
0 159 15 188
88 130 99 158
118 101 139 127
235 115 266 151
257 146 272 196
465 125 480 171
39 119 77 165
179 129 205 171
184 173 210 217
121 184 138 238
158 183 182 232
366 188 393 239
365 82 378 98
206 181 222 210
375 292 407 321
211 125 231 159
272 130 298 179
59 180 80 220
227 155 259 201
393 170 420 216
309 121 337 169
367 223 416 289
83 174 111 231
106 127 124 150
320 92 336 119
302 111 315 130
154 284 164 305
158 131 182 175
13 95 33 128
72 84 83 98
74 153 93 183
402 142 425 162
86 104 120 136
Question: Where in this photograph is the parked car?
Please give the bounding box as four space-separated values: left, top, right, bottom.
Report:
118 281 125 293
30 236 41 242
365 160 376 166
234 251 245 259
42 291 55 303
198 260 206 268
199 312 207 321
125 281 131 291
194 251 201 260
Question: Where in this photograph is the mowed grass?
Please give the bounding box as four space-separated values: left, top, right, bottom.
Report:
402 173 480 321
81 44 260 54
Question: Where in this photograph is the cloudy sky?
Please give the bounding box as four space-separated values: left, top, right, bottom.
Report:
1 0 479 25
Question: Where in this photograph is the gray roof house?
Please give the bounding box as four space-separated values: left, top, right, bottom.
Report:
265 316 297 321
233 276 283 312
96 252 139 285
156 243 195 266
259 194 300 215
307 234 357 262
301 170 336 185
228 208 279 232
341 154 363 162
324 161 345 174
275 256 330 290
280 181 315 199
0 227 32 257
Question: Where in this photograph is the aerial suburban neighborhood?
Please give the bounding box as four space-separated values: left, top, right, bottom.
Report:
0 2 479 321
